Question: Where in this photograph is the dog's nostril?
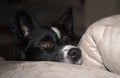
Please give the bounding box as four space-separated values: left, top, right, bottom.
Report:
68 48 81 61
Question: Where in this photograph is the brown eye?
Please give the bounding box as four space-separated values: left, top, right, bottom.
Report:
41 41 53 49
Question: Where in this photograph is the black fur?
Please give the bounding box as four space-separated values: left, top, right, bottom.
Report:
6 8 81 64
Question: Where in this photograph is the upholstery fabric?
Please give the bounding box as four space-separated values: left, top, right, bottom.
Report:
78 14 120 75
0 61 120 78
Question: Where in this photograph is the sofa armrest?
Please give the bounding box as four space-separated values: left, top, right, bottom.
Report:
78 14 120 75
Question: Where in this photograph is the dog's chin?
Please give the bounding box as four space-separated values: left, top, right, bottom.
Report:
75 58 82 65
62 58 82 65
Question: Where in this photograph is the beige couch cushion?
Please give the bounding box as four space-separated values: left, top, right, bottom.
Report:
78 14 120 75
0 61 120 78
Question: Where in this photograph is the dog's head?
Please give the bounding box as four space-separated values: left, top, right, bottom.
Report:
11 8 82 64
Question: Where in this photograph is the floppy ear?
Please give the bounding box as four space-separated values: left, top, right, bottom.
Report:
52 8 73 34
14 8 34 38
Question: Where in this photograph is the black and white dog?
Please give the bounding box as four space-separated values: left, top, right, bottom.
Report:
7 8 82 64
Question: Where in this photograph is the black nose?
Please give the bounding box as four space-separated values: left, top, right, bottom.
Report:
68 48 81 62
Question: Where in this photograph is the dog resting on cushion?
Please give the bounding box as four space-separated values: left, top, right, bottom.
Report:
0 8 82 64
0 12 120 78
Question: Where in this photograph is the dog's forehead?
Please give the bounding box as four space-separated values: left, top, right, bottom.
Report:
51 27 61 39
31 26 61 41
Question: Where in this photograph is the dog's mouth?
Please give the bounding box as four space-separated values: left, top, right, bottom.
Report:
44 45 82 65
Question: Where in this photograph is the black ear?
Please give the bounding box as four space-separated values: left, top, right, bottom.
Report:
52 8 73 34
14 8 34 38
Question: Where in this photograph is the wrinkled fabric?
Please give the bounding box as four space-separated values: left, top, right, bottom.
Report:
78 14 120 75
0 61 120 78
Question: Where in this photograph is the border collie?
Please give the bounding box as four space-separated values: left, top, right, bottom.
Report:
5 8 82 64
